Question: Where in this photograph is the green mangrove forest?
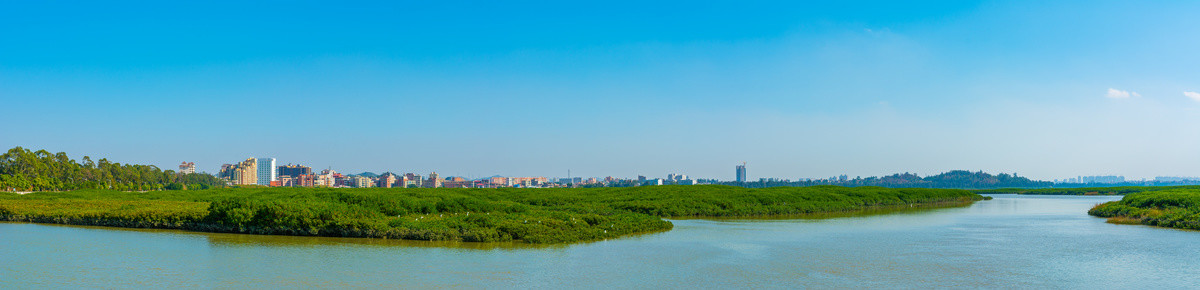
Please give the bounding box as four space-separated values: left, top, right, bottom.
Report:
1089 189 1200 230
0 185 987 243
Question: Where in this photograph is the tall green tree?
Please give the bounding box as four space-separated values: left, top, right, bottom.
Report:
0 146 225 192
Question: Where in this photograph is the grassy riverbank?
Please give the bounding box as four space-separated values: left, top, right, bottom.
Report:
0 185 987 243
972 185 1200 195
1088 189 1200 230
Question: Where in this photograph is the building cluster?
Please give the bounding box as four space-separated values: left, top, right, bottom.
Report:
207 157 700 188
217 158 260 185
1052 175 1200 184
1055 175 1126 184
634 173 698 186
1153 176 1200 182
186 157 716 188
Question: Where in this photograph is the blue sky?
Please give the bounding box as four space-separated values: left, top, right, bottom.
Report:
3 0 1199 180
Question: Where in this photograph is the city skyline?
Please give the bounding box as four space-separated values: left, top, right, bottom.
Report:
191 155 1199 184
4 1 1200 180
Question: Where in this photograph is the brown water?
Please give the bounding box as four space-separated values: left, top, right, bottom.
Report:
2 195 1198 288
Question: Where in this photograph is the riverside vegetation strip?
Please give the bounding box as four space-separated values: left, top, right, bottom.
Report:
0 185 988 243
1088 189 1200 230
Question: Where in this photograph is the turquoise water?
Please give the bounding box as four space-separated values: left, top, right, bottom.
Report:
2 195 1198 288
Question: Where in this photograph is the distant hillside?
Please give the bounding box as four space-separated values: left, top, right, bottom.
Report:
920 170 1047 188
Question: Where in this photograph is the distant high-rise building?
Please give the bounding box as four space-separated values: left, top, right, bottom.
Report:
277 164 312 178
219 158 258 186
403 173 424 188
736 163 747 183
427 172 442 188
218 164 233 179
256 158 276 186
352 176 373 188
378 173 397 188
178 162 196 174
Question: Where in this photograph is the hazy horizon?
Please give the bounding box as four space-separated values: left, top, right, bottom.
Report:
4 1 1199 180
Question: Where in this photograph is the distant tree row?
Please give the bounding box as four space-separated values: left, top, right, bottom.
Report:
0 147 225 192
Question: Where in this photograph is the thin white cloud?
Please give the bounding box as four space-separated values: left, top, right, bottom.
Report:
1107 88 1131 99
1185 91 1200 102
1132 92 1142 97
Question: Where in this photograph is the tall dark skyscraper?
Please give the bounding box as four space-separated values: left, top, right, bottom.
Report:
736 163 747 183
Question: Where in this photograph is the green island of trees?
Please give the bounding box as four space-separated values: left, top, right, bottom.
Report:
0 186 988 243
1088 189 1200 230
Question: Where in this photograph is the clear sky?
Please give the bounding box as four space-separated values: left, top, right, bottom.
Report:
3 1 1199 180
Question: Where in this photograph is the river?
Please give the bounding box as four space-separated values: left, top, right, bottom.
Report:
2 194 1198 288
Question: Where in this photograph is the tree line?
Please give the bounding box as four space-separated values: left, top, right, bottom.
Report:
0 146 225 192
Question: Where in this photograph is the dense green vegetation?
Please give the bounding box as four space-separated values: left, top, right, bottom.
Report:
973 185 1200 195
0 147 225 192
0 185 987 243
1088 189 1200 230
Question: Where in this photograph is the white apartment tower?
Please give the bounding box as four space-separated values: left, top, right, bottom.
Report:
256 157 277 185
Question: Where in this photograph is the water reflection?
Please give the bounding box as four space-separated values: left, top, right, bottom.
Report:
5 195 1199 289
679 200 977 221
8 222 556 250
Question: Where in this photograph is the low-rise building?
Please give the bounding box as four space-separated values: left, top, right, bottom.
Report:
378 173 397 188
178 162 196 174
353 176 374 188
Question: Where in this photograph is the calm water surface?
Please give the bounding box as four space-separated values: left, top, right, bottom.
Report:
2 195 1198 288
